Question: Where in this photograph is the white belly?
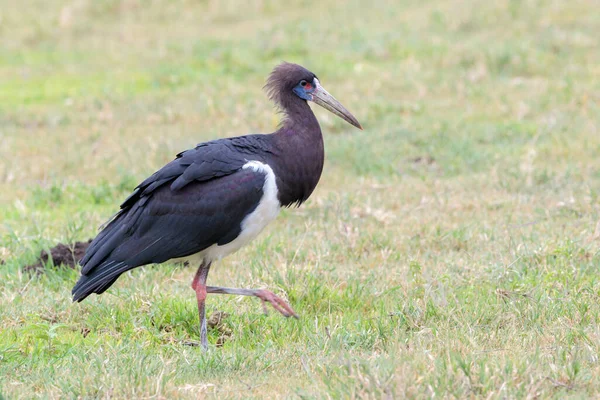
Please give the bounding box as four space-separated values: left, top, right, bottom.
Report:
183 160 280 264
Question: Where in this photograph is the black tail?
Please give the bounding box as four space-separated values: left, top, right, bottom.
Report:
72 209 163 301
72 210 133 302
72 260 133 301
72 172 178 302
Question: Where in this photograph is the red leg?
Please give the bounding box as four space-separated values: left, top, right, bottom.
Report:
191 261 211 349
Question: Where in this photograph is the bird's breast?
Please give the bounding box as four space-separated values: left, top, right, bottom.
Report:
203 160 280 261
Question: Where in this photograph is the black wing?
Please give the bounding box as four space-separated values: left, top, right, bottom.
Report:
72 137 269 301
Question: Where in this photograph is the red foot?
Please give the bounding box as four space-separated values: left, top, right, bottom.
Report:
254 290 298 319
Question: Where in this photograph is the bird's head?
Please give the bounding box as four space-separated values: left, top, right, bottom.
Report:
265 62 362 130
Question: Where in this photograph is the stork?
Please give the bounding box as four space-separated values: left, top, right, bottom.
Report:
72 63 362 349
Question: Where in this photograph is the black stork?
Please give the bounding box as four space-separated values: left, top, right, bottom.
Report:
72 62 362 349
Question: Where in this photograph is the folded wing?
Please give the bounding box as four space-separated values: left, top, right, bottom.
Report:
72 138 268 301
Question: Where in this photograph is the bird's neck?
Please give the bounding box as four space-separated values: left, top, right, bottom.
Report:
271 101 325 207
281 100 320 136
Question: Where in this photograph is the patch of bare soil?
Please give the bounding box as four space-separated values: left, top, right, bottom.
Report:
23 240 92 274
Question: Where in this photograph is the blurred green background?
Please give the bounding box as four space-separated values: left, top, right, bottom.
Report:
1 0 599 398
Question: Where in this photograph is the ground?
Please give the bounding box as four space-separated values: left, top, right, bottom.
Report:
1 0 599 398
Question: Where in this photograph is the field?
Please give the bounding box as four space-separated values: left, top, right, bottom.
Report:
1 0 599 398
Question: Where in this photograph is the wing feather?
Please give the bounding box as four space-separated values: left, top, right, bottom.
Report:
73 137 271 301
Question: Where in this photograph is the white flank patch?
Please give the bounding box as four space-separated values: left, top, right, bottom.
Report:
202 160 281 261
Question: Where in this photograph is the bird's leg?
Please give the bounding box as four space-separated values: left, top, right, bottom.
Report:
206 286 298 319
191 261 211 350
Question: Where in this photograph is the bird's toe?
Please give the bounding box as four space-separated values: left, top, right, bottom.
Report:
254 289 298 319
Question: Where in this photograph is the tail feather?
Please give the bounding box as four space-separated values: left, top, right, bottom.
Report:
73 215 132 301
74 202 138 301
72 260 132 302
80 226 126 275
80 213 122 267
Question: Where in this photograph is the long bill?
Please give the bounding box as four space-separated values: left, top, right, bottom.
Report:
311 79 363 130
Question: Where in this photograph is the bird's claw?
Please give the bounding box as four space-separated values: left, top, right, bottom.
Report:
254 289 299 319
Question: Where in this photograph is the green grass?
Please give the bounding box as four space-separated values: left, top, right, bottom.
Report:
1 0 600 397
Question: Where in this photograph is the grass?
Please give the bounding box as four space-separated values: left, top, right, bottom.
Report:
1 0 599 397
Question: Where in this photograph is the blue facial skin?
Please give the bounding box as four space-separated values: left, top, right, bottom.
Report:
293 79 317 101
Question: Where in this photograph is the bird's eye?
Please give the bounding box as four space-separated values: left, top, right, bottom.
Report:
300 80 308 87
